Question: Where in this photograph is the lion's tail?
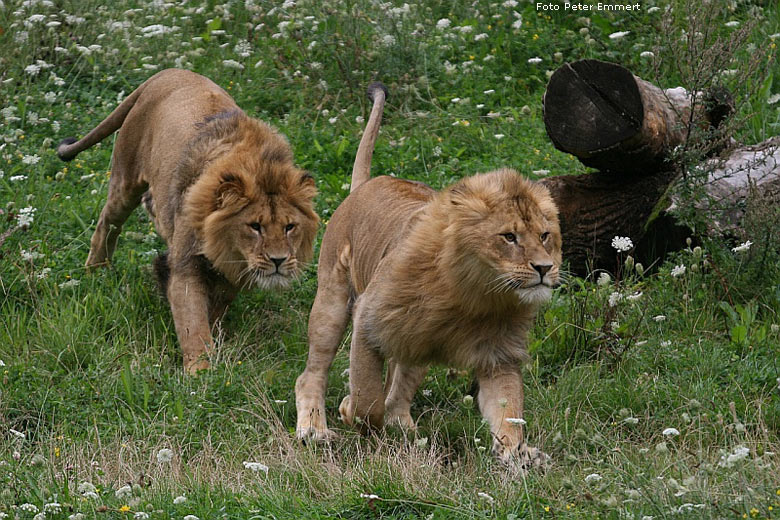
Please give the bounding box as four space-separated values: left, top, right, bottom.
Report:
56 75 153 162
350 82 388 192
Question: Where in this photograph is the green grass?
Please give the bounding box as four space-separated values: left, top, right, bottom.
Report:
1 0 780 518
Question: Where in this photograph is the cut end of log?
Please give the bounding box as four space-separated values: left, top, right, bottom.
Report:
543 59 644 159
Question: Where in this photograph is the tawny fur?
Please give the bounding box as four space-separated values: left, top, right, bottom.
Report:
59 69 318 374
295 85 561 468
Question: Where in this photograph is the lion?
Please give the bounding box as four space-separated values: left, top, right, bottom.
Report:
294 83 561 468
57 69 318 374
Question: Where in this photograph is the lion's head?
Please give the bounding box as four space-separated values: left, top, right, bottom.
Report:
183 116 318 290
441 169 562 306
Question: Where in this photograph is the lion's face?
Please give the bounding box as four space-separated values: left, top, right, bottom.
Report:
446 169 562 305
187 146 318 290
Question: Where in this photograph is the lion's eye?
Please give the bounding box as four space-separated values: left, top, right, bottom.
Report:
249 222 262 232
285 223 296 233
501 233 517 243
540 231 550 242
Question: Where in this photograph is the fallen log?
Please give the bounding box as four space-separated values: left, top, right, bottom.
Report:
540 137 780 275
542 59 733 173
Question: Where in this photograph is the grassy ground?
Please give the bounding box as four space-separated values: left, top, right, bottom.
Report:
1 0 780 518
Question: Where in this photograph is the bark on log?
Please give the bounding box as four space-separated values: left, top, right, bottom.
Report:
543 59 732 173
541 137 780 276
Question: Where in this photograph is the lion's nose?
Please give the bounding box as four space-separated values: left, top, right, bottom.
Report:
531 262 552 277
270 256 287 270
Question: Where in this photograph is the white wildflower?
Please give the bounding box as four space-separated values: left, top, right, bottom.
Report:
718 445 750 467
21 250 44 261
415 437 428 448
243 461 269 473
37 268 52 280
483 89 495 94
134 513 150 520
503 0 518 6
58 279 80 289
494 134 505 139
10 175 28 182
671 264 686 277
662 427 680 436
609 31 630 40
660 340 671 347
173 495 187 504
115 485 132 499
623 417 639 425
486 111 501 118
381 34 396 46
477 492 494 503
608 292 622 307
44 503 62 514
78 482 97 494
474 33 488 41
731 241 752 253
611 236 633 252
360 493 380 500
626 291 643 302
724 21 739 28
512 17 523 29
653 315 666 322
234 40 252 57
157 448 173 463
183 516 199 520
44 91 57 103
222 59 244 70
19 504 39 514
527 57 542 64
355 115 364 123
17 207 36 228
532 169 550 176
22 154 41 165
25 64 42 76
597 272 611 286
69 514 86 520
328 116 338 124
584 473 602 483
436 18 451 29
768 94 780 105
640 51 655 58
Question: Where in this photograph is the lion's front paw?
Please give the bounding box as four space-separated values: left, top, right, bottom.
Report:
296 409 337 443
494 441 551 472
296 425 338 443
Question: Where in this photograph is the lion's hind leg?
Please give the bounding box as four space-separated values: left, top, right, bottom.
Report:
339 309 385 433
295 260 351 442
86 166 146 269
384 361 428 430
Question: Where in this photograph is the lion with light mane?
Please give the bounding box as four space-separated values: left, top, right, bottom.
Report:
295 84 561 467
58 69 318 374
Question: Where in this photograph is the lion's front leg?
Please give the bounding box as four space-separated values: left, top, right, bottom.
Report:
295 266 351 441
476 366 548 471
167 270 213 374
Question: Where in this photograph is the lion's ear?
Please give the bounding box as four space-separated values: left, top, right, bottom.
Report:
216 173 248 208
299 172 315 187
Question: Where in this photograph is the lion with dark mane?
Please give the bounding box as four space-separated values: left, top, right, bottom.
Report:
58 69 318 373
295 83 561 468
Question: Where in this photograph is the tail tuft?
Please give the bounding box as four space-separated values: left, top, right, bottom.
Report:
366 82 389 103
57 137 79 162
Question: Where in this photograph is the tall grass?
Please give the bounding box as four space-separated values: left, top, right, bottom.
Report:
1 0 779 518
